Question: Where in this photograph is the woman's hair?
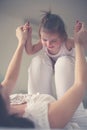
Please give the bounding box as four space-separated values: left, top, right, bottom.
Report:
39 10 68 41
0 86 35 128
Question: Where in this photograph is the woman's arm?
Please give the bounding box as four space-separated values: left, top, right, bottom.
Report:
48 22 87 128
1 26 28 95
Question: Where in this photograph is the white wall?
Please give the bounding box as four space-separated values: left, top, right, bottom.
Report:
0 0 87 93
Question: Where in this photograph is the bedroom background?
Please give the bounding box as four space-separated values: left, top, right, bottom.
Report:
0 0 87 107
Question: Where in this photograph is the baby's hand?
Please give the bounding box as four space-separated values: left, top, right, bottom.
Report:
74 21 82 33
23 22 32 34
74 21 87 46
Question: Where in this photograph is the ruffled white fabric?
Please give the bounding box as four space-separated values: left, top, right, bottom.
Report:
23 94 55 128
10 93 87 129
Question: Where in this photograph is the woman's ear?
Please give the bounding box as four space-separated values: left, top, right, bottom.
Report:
0 84 10 113
0 94 8 119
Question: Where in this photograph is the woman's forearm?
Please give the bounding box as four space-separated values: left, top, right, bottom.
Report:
75 43 87 85
1 43 24 95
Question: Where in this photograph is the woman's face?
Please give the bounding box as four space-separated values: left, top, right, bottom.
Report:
40 30 63 54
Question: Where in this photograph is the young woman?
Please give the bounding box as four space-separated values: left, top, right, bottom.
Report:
0 21 87 129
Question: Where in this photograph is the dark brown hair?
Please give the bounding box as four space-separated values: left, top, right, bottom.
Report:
39 11 67 41
0 85 35 128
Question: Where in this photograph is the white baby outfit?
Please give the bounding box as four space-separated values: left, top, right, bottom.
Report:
28 43 75 97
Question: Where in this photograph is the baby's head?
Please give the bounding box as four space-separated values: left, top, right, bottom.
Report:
39 11 68 54
39 11 68 41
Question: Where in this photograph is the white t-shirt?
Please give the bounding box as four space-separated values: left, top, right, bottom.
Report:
43 43 75 62
23 93 87 129
23 93 55 128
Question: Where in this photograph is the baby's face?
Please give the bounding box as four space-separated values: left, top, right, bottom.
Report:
40 30 63 55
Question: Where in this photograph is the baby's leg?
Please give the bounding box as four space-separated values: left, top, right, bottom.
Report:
55 56 74 98
55 56 87 126
28 53 54 95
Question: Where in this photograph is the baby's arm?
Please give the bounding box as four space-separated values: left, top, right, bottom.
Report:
66 21 84 50
66 37 74 50
24 22 42 55
25 40 42 55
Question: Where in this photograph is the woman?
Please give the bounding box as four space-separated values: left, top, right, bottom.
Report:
0 21 87 129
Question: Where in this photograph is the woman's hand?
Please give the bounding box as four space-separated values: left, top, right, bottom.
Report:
16 24 29 45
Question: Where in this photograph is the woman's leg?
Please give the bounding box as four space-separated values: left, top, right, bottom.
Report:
28 52 54 95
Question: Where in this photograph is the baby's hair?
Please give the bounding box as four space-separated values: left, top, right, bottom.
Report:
39 10 67 41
